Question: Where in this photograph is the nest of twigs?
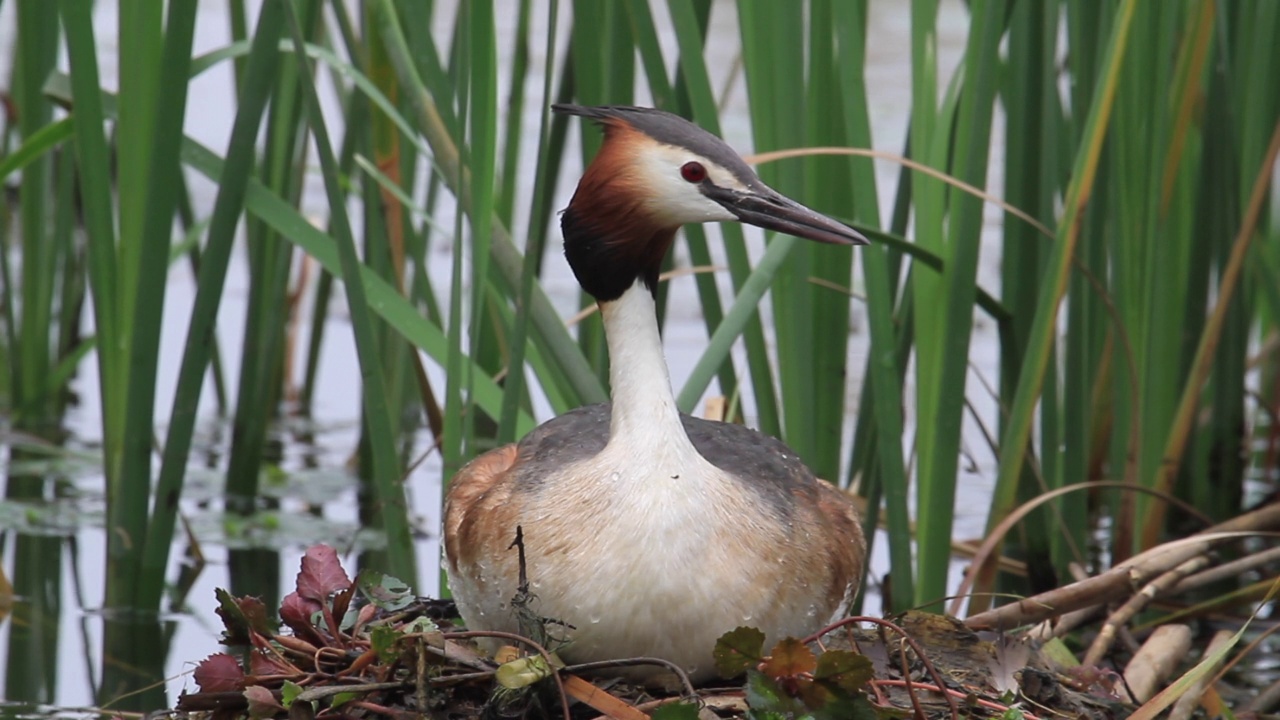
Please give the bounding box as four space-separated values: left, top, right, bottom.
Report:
176 502 1280 720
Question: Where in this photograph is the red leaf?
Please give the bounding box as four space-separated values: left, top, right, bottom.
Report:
237 596 274 635
249 650 299 678
280 591 327 647
295 545 351 603
331 584 354 621
194 653 245 692
215 590 275 646
760 638 817 679
243 685 284 719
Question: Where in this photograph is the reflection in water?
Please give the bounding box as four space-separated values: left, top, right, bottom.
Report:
6 535 62 704
100 615 166 712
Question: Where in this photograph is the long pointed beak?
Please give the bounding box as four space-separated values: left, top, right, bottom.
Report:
706 185 868 245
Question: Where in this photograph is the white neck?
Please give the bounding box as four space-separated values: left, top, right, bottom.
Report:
598 282 695 452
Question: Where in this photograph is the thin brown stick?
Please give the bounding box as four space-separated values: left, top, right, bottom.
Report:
1141 116 1280 547
745 146 1055 240
1048 605 1105 639
295 681 406 703
806 617 960 720
1169 544 1280 595
893 636 928 720
952 480 1214 617
965 503 1280 630
562 657 697 699
1082 556 1209 666
871 679 1045 720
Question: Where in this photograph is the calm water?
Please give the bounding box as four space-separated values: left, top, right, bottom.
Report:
0 0 1000 710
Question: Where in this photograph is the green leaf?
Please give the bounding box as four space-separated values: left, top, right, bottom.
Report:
213 588 272 645
495 654 557 689
813 650 874 694
744 672 806 717
0 117 73 183
370 624 404 664
357 569 414 611
714 626 766 678
329 691 360 709
281 680 303 706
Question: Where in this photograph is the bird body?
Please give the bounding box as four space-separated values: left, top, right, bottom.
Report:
444 105 866 685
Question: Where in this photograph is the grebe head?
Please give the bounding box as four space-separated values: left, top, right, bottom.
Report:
554 104 867 301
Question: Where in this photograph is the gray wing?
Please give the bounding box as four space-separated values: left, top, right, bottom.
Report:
514 403 817 517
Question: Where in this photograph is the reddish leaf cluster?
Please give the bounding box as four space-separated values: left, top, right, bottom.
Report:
180 544 427 717
712 625 873 717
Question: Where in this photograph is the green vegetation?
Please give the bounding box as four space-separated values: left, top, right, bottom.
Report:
1 0 1278 707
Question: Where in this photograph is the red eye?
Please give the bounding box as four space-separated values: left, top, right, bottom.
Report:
680 161 707 183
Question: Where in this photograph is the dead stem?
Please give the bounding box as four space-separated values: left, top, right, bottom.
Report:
445 629 572 720
965 503 1280 630
562 657 698 699
1083 555 1210 665
807 616 961 720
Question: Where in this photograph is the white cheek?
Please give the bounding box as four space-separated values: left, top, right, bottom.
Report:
632 148 739 225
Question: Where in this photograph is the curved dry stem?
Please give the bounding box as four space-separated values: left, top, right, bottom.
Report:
562 657 697 699
951 480 1214 617
805 616 961 720
1169 544 1280 596
745 146 1054 240
1081 555 1210 666
965 504 1280 630
444 629 571 720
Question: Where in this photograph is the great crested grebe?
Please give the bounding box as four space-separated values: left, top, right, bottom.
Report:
444 104 867 685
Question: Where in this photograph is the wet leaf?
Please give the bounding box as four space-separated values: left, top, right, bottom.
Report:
493 645 522 664
332 587 354 623
814 650 874 693
238 596 274 634
1039 636 1078 668
403 615 438 633
295 545 351 602
250 650 297 678
194 652 245 692
760 637 816 679
349 602 376 635
279 592 327 647
329 691 359 709
796 679 834 711
244 685 284 719
713 626 766 678
281 680 303 707
495 655 557 689
745 671 806 717
214 589 251 645
357 569 414 611
650 702 700 720
811 691 879 720
370 624 403 663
